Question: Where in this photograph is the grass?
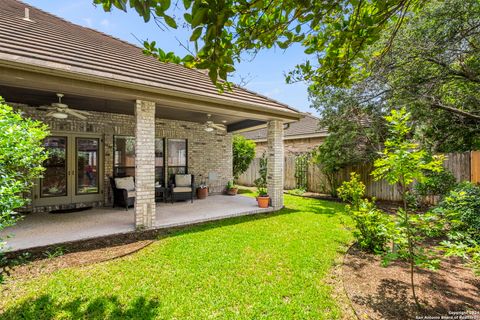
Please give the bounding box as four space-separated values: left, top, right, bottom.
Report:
0 191 352 319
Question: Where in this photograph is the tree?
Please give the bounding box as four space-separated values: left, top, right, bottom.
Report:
310 87 388 196
232 135 255 181
372 108 444 309
93 0 421 90
0 99 48 270
310 0 480 152
379 0 480 151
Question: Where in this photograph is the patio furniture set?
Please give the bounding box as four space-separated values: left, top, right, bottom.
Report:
110 174 200 210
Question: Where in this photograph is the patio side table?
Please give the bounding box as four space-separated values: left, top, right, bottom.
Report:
155 186 168 203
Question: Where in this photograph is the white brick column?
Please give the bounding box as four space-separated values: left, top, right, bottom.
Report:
267 120 284 209
134 100 156 228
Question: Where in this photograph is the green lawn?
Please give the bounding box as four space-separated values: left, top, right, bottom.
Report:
0 192 352 319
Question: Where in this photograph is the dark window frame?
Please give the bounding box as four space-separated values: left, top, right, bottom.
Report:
75 137 100 195
40 136 68 198
167 138 188 177
113 136 166 185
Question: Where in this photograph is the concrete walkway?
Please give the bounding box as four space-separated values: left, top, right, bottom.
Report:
1 195 272 251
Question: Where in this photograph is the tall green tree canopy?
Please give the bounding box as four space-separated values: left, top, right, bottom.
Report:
93 0 420 90
311 0 480 153
312 77 388 163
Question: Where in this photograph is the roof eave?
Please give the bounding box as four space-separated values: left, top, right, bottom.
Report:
0 54 302 121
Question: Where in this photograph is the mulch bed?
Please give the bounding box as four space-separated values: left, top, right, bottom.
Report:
342 245 480 320
5 240 154 282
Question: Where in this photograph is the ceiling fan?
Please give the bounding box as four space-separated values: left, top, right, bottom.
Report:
204 114 226 132
39 93 91 120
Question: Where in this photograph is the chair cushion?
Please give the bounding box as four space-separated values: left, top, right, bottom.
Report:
115 177 135 191
173 187 192 193
175 174 191 187
127 190 136 198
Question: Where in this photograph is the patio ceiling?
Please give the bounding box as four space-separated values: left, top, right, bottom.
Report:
0 85 250 128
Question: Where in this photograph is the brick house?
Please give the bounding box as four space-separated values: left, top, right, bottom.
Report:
0 0 301 230
241 113 328 156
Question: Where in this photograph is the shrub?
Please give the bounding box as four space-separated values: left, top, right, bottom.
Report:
414 169 456 199
337 172 365 211
351 199 393 253
232 135 255 181
0 98 49 283
338 173 391 253
438 182 480 235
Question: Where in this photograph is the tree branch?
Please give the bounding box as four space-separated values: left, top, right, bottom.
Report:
425 58 480 84
422 96 480 121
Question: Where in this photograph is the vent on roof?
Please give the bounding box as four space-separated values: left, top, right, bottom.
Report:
22 8 33 22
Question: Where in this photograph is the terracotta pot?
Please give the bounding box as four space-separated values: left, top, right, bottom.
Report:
227 187 238 196
257 196 270 208
196 187 208 199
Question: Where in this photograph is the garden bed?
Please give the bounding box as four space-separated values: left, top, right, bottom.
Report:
5 240 154 282
342 245 480 319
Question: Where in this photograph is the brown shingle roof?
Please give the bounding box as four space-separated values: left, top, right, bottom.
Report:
0 0 299 115
241 113 328 140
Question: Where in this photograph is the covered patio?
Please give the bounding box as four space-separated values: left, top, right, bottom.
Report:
0 1 301 253
1 195 273 252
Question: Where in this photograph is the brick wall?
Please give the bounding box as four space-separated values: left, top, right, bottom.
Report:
255 136 325 156
13 104 233 212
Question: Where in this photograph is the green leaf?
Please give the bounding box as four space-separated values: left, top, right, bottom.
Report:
183 0 192 10
164 15 177 29
112 0 127 11
161 0 171 11
277 41 289 49
190 27 203 41
182 55 195 63
183 13 192 24
192 7 207 27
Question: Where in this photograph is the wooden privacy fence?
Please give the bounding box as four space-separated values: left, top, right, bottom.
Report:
238 151 478 201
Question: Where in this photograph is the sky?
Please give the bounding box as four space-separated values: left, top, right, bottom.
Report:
22 0 317 115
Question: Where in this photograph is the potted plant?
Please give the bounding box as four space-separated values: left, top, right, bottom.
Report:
255 184 270 208
226 180 238 195
196 183 208 199
254 153 269 208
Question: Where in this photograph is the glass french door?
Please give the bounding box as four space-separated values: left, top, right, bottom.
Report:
34 133 103 206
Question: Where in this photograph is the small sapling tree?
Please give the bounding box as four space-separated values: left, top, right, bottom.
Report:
372 108 444 308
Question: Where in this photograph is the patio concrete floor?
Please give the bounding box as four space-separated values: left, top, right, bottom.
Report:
1 195 273 251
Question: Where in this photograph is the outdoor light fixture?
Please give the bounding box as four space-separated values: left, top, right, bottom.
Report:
52 112 68 119
204 126 214 132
